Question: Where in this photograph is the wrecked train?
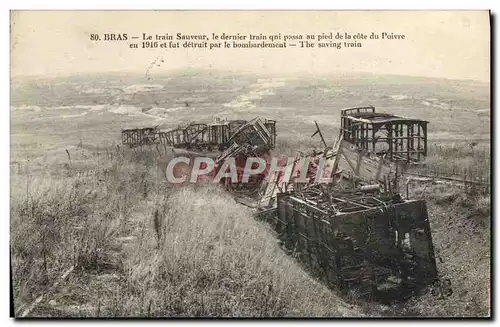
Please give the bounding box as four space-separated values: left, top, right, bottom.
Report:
120 106 439 301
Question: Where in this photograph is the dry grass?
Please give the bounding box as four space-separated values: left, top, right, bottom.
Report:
400 183 491 317
12 137 490 317
10 133 491 318
413 142 491 189
272 135 491 317
10 148 154 313
10 72 491 318
113 186 356 317
10 147 357 317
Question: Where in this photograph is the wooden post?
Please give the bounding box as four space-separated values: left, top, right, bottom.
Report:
400 124 404 159
366 124 370 151
423 123 428 157
410 123 415 161
359 123 364 149
406 123 411 163
417 123 421 162
372 124 376 154
388 123 393 161
394 123 399 155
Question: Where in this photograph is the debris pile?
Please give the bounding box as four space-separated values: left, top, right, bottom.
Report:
121 117 276 152
257 137 437 301
253 107 436 301
121 107 439 302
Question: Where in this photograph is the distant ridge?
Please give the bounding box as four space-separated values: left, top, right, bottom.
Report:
11 69 490 86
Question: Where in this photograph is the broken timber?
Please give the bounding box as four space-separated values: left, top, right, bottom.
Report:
340 106 428 164
256 108 436 301
122 117 277 151
119 106 438 303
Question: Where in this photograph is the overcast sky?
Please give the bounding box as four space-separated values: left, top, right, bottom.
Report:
10 11 490 82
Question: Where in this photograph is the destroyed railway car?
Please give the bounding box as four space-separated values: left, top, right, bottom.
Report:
120 108 439 301
121 126 160 147
159 118 277 151
120 118 276 151
212 118 277 199
267 189 437 301
121 118 276 151
256 139 438 301
258 184 438 301
340 106 428 164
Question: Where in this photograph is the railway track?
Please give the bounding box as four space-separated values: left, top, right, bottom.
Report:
403 171 490 187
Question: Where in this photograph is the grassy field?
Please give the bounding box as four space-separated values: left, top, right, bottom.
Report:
10 71 491 317
11 148 359 317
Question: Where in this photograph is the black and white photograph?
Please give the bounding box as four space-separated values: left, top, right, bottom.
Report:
9 10 491 318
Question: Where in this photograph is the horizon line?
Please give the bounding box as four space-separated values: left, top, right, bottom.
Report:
10 68 491 84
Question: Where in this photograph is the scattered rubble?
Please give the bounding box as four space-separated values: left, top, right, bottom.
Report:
121 107 441 302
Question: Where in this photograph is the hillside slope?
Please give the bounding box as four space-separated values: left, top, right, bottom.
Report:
10 150 360 317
